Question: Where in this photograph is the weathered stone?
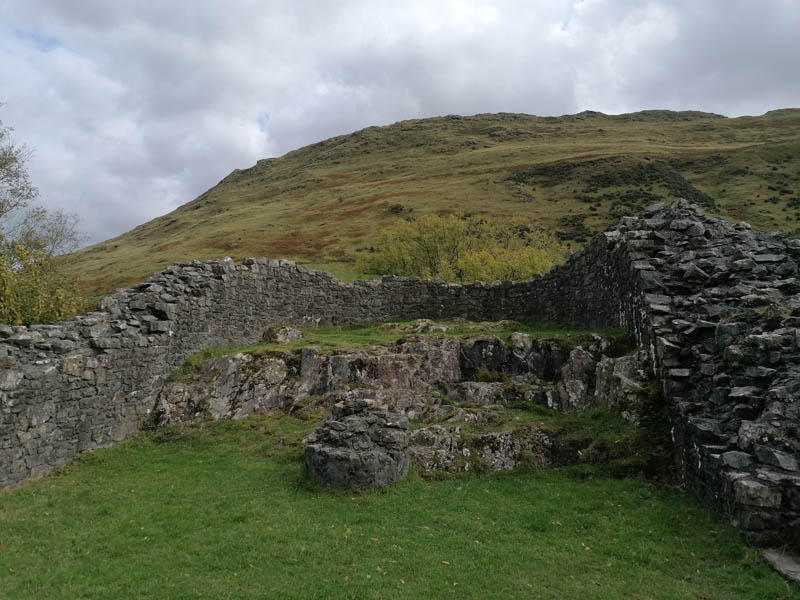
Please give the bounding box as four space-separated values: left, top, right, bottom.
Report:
729 386 760 400
753 445 799 472
508 333 569 379
408 423 583 474
459 335 509 379
687 417 725 442
593 352 650 422
721 450 754 469
274 326 303 342
548 347 597 412
761 550 800 587
446 382 506 406
147 320 171 333
734 478 782 508
305 399 409 489
0 370 23 391
409 425 470 472
738 421 780 451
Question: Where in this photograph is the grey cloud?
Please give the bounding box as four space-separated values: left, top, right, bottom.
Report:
0 0 797 246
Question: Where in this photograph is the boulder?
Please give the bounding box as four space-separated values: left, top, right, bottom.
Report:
304 399 409 489
275 326 303 343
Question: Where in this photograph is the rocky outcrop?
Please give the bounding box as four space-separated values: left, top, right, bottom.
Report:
304 399 409 489
153 333 650 427
152 331 653 480
409 425 589 473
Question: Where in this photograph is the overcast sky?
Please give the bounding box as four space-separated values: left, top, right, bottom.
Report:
1 0 798 247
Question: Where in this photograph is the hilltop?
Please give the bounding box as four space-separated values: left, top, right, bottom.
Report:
66 108 800 297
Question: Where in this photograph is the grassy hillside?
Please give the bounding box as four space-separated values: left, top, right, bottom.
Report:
66 108 800 297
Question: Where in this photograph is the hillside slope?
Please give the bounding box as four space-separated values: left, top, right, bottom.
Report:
66 109 800 296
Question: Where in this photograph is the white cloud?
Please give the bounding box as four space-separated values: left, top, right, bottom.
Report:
0 0 797 244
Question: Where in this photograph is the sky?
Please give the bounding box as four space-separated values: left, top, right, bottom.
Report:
1 0 798 247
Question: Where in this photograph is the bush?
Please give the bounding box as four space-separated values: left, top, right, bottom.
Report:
358 214 565 282
0 245 85 325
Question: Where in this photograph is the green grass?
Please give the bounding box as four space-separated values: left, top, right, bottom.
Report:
1 415 796 599
168 320 631 381
452 404 674 481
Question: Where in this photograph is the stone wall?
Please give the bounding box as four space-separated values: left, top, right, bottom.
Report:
1 200 799 551
0 236 639 490
611 203 800 549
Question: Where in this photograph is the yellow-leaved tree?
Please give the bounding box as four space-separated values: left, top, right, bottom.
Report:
358 214 565 282
0 114 86 325
0 245 84 325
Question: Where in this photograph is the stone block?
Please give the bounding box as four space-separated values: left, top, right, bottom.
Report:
721 450 754 469
148 320 171 333
734 478 782 508
754 445 799 472
0 370 23 391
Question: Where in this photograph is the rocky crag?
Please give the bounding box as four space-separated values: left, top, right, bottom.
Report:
156 328 650 478
1 200 799 551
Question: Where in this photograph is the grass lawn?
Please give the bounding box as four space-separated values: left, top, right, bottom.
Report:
1 416 796 600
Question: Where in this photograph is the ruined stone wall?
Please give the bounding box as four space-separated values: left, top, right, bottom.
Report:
1 200 799 552
0 251 631 490
608 203 800 550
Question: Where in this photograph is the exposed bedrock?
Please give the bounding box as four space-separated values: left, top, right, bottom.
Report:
153 333 649 426
155 332 652 479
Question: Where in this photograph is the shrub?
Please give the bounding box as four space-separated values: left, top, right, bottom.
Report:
0 245 85 325
358 215 565 282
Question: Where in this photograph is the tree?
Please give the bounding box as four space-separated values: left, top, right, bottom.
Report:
358 214 565 282
0 120 38 224
0 117 85 324
1 119 82 257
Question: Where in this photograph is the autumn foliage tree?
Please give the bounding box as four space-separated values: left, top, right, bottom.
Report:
358 214 565 282
0 117 85 325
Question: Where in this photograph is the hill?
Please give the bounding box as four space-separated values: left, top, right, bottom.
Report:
66 108 800 297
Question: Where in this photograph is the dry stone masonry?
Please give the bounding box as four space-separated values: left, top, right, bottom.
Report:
1 200 799 552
